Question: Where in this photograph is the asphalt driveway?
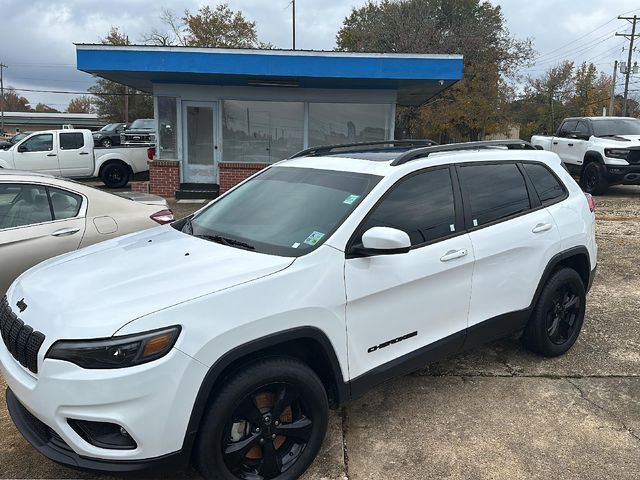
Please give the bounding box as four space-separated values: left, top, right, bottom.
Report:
1 186 639 480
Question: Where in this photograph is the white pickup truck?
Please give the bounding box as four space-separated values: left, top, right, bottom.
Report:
0 129 152 188
531 116 640 194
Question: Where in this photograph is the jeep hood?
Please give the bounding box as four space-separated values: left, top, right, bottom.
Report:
8 227 295 339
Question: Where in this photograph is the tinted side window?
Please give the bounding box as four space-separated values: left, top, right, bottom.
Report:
575 121 590 137
21 134 53 152
60 133 84 150
558 120 577 137
360 168 456 246
523 163 566 206
49 187 82 219
460 164 530 227
0 184 53 229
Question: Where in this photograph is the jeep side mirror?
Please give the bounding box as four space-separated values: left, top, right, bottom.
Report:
17 145 27 153
355 227 411 256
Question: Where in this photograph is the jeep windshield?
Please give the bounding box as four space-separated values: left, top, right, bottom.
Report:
592 118 640 137
177 166 381 256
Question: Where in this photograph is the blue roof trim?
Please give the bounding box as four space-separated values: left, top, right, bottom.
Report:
77 48 463 82
76 47 463 105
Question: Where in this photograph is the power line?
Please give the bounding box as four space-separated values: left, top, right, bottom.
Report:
532 30 621 68
533 8 640 61
8 87 148 96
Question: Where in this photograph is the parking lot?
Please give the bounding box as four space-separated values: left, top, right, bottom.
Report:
1 185 639 480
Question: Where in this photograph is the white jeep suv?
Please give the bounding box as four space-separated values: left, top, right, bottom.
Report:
0 140 597 480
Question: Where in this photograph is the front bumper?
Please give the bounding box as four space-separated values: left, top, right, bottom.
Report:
6 388 189 473
0 341 208 469
605 164 640 184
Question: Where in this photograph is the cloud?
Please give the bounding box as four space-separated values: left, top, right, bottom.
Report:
0 0 638 108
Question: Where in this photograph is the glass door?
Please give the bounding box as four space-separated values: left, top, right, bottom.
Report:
182 101 218 184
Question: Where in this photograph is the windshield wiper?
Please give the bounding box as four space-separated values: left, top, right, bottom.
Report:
195 234 255 251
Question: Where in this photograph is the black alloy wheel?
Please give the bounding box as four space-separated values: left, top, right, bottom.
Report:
546 286 581 345
195 358 328 480
522 267 586 357
101 137 113 148
223 383 313 479
581 162 608 195
101 163 129 188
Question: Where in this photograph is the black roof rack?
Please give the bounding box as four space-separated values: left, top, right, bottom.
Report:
289 139 438 159
390 140 536 166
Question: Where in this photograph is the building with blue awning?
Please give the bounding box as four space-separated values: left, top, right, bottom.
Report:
76 45 463 197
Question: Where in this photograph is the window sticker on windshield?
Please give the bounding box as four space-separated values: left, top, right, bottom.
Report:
343 194 360 205
303 231 325 246
292 242 301 249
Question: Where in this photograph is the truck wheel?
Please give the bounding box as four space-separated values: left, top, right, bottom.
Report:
581 162 608 195
100 138 113 148
195 358 329 480
101 162 130 188
521 268 586 357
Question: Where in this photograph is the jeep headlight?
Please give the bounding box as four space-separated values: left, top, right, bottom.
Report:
46 326 181 369
604 148 630 160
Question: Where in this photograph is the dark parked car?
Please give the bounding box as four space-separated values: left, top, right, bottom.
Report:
0 132 31 150
92 123 128 148
120 118 155 145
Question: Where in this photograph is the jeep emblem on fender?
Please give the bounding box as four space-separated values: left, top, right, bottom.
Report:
16 298 27 313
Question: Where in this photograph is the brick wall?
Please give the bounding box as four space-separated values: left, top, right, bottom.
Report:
149 160 180 198
219 162 270 194
130 181 150 193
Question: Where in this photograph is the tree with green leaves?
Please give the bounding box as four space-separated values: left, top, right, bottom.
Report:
89 27 153 122
1 88 32 112
570 62 611 117
142 4 266 48
515 61 614 140
34 103 59 113
514 61 574 139
67 96 94 114
337 0 534 141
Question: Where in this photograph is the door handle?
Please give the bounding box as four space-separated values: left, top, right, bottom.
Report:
532 223 552 234
568 143 574 147
79 152 89 155
46 153 56 157
51 227 80 237
440 249 468 262
552 141 558 145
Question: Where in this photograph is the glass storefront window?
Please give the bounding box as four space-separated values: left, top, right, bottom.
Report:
157 96 177 159
308 103 392 147
223 101 304 163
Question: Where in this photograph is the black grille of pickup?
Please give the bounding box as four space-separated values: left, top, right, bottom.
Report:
628 148 640 165
0 296 45 374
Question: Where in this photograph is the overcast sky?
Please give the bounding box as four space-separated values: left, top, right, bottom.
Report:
0 0 639 110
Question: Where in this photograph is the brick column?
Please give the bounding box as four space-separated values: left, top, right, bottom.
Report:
219 162 270 194
149 160 180 198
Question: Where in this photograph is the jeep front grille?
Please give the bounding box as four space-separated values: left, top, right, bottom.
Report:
0 296 45 374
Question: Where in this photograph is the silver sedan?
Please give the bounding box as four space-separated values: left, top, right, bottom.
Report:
0 170 174 294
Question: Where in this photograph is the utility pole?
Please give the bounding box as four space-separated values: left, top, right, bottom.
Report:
609 60 618 116
124 36 130 123
0 63 6 133
616 15 638 116
288 0 296 50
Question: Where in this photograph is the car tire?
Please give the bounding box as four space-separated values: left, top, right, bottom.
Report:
581 162 608 195
100 162 130 188
195 357 329 480
100 138 113 148
522 268 586 357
